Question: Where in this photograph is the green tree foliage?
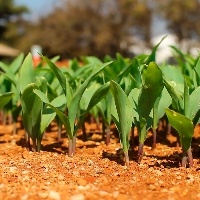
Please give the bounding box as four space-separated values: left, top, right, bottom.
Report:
0 0 28 45
18 0 152 59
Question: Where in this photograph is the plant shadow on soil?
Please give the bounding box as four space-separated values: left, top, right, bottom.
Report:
13 120 200 168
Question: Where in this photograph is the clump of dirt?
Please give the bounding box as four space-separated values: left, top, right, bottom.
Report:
0 122 200 200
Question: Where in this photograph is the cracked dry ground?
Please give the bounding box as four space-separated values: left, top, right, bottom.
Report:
0 122 200 200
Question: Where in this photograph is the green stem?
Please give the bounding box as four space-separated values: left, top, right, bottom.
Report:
37 138 42 152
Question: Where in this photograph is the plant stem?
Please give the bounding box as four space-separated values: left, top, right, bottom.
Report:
124 151 129 167
68 138 73 157
96 116 101 131
105 126 110 146
37 138 42 152
8 113 12 125
57 122 62 142
187 147 193 168
2 110 6 125
130 126 135 148
82 122 87 141
25 132 31 151
181 147 193 168
102 121 106 141
12 122 17 135
137 143 144 163
32 139 37 152
72 136 76 156
152 128 157 149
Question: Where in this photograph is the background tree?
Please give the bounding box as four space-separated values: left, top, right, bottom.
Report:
155 0 200 50
17 0 152 59
0 0 28 46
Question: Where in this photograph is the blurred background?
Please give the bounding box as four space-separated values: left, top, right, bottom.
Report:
0 0 200 61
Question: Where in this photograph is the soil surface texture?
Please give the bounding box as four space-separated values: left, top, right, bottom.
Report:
0 121 200 200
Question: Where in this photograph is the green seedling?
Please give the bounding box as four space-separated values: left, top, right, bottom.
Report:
34 55 112 156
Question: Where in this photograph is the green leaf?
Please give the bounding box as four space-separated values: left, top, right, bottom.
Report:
165 108 194 151
86 82 110 112
21 83 42 140
164 78 183 112
138 62 164 119
0 92 14 109
110 80 133 151
145 35 167 64
19 53 35 93
10 53 24 74
153 87 172 129
34 89 72 138
35 76 47 94
68 61 112 134
40 107 56 136
187 86 200 123
41 55 67 96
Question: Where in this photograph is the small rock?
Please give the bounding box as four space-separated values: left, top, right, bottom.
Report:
70 194 85 200
77 178 87 186
9 166 18 174
58 174 64 181
21 194 29 200
154 169 162 176
22 151 29 159
99 190 108 196
38 191 48 199
48 190 61 200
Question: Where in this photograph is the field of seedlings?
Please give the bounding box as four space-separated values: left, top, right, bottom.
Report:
1 39 200 200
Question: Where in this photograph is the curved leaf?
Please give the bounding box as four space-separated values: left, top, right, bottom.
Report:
165 108 194 151
0 92 14 109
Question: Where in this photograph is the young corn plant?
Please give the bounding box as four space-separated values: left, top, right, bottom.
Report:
110 80 133 167
136 62 164 162
151 87 172 149
34 55 112 157
0 53 24 133
19 54 56 152
97 92 113 145
165 79 200 167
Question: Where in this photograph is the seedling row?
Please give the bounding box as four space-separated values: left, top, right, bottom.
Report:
0 38 200 168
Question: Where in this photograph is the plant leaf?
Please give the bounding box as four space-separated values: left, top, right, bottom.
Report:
138 62 163 119
110 80 133 151
41 55 67 96
0 92 14 109
21 83 42 140
68 61 112 134
165 108 194 151
19 53 35 93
